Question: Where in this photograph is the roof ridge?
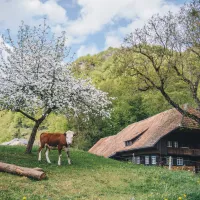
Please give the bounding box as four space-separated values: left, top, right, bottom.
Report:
131 107 176 124
117 108 176 133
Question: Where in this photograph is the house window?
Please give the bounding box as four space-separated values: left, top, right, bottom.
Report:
145 156 149 165
125 141 133 146
177 157 183 166
167 141 172 147
151 156 157 165
174 141 178 148
136 156 140 164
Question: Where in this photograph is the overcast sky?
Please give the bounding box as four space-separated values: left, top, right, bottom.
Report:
0 0 187 58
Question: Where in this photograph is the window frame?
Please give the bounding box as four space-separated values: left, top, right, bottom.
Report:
174 141 178 148
177 157 183 166
151 156 157 165
136 156 140 164
145 156 149 165
125 140 133 146
167 141 172 147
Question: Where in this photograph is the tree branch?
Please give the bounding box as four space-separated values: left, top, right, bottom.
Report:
15 109 37 122
159 87 200 124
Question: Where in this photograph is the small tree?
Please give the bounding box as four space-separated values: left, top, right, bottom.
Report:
0 21 111 153
120 0 200 124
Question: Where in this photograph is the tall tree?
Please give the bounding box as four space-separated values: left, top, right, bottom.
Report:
0 21 111 153
120 0 200 124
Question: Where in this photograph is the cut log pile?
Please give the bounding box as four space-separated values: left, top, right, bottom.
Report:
0 162 46 180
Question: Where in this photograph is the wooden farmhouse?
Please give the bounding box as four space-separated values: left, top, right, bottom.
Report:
89 107 200 167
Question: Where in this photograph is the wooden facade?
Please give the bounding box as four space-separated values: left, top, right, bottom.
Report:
113 128 200 167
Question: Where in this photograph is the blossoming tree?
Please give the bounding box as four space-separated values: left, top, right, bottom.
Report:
0 21 111 153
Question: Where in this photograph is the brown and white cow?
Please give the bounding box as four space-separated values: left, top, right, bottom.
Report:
38 131 75 166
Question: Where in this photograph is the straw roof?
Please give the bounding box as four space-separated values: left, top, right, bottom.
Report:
89 107 200 158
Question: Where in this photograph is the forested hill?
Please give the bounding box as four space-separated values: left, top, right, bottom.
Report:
0 47 195 149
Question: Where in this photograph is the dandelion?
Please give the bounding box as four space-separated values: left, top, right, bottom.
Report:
22 197 27 200
178 197 182 200
183 194 187 198
164 199 168 200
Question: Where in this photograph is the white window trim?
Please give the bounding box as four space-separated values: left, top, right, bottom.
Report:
174 141 178 148
177 157 183 166
151 156 157 165
125 140 133 146
136 156 140 164
145 156 149 165
167 141 172 147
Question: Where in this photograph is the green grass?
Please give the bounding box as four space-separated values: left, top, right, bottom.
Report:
0 146 200 200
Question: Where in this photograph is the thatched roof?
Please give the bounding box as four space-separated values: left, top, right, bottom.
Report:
89 107 200 158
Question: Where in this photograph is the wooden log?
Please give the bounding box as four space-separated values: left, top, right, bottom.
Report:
33 167 44 172
0 162 46 180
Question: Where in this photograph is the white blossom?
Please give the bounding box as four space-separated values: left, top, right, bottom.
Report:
0 21 111 118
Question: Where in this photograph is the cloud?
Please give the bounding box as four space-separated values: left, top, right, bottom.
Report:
118 0 180 36
104 32 122 49
77 44 99 57
65 0 181 48
0 0 182 50
68 0 180 37
0 0 68 32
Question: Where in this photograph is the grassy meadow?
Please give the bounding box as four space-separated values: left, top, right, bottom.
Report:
0 146 200 200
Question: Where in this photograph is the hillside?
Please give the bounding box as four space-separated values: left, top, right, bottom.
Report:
0 146 200 200
0 47 197 150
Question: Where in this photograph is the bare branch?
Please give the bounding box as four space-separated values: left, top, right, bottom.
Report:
15 109 37 122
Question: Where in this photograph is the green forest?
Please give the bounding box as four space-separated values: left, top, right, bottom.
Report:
0 47 197 150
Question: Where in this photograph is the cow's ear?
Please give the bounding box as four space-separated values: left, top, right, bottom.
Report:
64 133 66 136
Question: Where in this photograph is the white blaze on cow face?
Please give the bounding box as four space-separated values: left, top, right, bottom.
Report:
65 131 75 145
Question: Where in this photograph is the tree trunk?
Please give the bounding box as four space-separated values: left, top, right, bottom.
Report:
25 108 52 154
25 121 41 154
0 162 46 180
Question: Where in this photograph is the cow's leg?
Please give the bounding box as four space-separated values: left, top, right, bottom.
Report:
38 145 44 162
64 146 71 165
45 145 51 164
58 145 62 166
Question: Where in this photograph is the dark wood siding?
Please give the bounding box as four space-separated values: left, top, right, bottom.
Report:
113 128 200 166
156 139 168 155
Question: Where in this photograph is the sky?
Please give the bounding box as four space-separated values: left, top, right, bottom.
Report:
0 0 188 58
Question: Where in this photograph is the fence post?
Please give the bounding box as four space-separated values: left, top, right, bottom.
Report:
169 156 172 170
132 153 135 163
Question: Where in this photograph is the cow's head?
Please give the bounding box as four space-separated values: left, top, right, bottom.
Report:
65 131 75 145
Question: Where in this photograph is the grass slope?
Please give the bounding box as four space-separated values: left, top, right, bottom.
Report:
0 146 200 200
